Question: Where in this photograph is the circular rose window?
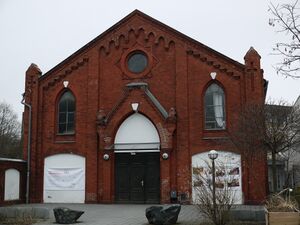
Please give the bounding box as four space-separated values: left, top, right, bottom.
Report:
127 52 148 73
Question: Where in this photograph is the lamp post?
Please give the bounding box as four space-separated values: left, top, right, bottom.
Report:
208 150 218 223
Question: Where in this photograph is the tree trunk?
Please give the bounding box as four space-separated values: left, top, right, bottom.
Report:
271 151 277 192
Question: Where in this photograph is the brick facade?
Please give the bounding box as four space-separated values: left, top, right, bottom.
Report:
22 10 267 204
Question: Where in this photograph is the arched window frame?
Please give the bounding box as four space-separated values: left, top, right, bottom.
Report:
204 83 226 130
57 90 76 135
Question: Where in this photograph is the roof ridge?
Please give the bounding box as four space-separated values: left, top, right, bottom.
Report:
39 9 245 80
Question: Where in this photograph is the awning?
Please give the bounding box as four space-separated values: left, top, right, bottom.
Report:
113 142 160 153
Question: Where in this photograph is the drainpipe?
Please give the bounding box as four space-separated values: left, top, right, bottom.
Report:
21 93 31 204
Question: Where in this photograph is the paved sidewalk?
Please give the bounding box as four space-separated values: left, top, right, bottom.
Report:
21 204 203 225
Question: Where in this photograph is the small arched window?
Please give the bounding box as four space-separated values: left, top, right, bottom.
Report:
204 83 225 129
58 91 75 134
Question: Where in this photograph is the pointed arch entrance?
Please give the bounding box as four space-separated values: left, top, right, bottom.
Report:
114 113 160 203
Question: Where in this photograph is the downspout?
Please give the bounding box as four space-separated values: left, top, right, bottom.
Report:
21 93 31 204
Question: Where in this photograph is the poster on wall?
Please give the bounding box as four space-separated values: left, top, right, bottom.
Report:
192 165 240 188
192 151 242 204
44 168 84 191
227 166 240 188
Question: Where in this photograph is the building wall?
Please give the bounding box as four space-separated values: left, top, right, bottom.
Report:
22 11 267 204
293 96 300 188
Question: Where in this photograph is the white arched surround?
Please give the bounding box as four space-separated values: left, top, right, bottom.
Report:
114 113 161 203
191 151 243 204
43 154 85 203
4 169 20 201
114 113 160 152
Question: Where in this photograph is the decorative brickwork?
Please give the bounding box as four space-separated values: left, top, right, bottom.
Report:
22 10 267 204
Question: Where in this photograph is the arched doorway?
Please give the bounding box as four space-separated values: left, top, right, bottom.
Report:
114 113 160 203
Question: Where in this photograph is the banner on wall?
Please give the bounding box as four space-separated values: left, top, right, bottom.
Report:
44 168 84 191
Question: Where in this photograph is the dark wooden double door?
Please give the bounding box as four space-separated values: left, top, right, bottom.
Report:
115 152 160 203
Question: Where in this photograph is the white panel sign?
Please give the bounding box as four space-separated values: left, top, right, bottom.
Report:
45 168 84 191
43 154 85 203
4 169 20 201
192 151 243 204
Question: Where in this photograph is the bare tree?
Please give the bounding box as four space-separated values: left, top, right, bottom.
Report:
265 101 300 192
229 103 267 202
232 100 300 193
193 162 236 225
0 101 22 158
269 0 300 78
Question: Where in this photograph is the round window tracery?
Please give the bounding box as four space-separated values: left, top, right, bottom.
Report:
127 52 148 73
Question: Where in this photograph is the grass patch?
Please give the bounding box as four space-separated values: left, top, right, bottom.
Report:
199 221 265 225
0 217 36 225
293 187 300 206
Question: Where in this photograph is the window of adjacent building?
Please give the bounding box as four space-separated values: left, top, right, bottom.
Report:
127 52 148 73
58 91 75 134
204 83 226 129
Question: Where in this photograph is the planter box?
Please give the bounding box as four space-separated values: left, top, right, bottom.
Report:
265 211 300 225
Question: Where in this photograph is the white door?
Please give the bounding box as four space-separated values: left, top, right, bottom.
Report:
43 154 85 203
4 169 20 201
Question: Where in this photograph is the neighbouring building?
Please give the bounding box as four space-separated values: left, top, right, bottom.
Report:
267 96 300 192
22 10 268 204
293 96 300 188
268 157 287 192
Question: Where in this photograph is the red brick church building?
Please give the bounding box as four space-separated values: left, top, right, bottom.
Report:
23 10 267 204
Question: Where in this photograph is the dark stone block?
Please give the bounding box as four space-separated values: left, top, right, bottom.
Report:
230 209 265 222
53 207 84 224
145 205 181 225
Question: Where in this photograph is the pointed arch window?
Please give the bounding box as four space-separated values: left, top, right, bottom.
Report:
204 83 226 129
58 91 75 134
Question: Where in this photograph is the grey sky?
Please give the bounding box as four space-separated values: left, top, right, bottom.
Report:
0 0 299 121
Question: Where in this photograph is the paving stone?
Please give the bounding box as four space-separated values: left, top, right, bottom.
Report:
11 203 265 225
32 207 50 219
15 207 33 218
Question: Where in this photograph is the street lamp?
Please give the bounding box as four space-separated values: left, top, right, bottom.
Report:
208 150 218 223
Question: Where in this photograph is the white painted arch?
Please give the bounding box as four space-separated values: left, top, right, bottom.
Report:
192 151 243 204
43 153 85 203
4 168 20 201
114 113 160 152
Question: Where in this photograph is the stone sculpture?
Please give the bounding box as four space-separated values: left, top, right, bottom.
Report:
53 207 84 224
145 204 181 225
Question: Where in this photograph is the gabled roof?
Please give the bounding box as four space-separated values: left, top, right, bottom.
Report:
40 9 245 80
294 95 300 107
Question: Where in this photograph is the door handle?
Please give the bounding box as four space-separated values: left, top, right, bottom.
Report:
141 180 144 187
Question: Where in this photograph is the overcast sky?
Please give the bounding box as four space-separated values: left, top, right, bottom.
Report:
0 0 299 121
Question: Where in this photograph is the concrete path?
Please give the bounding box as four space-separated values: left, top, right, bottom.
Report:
20 204 203 225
